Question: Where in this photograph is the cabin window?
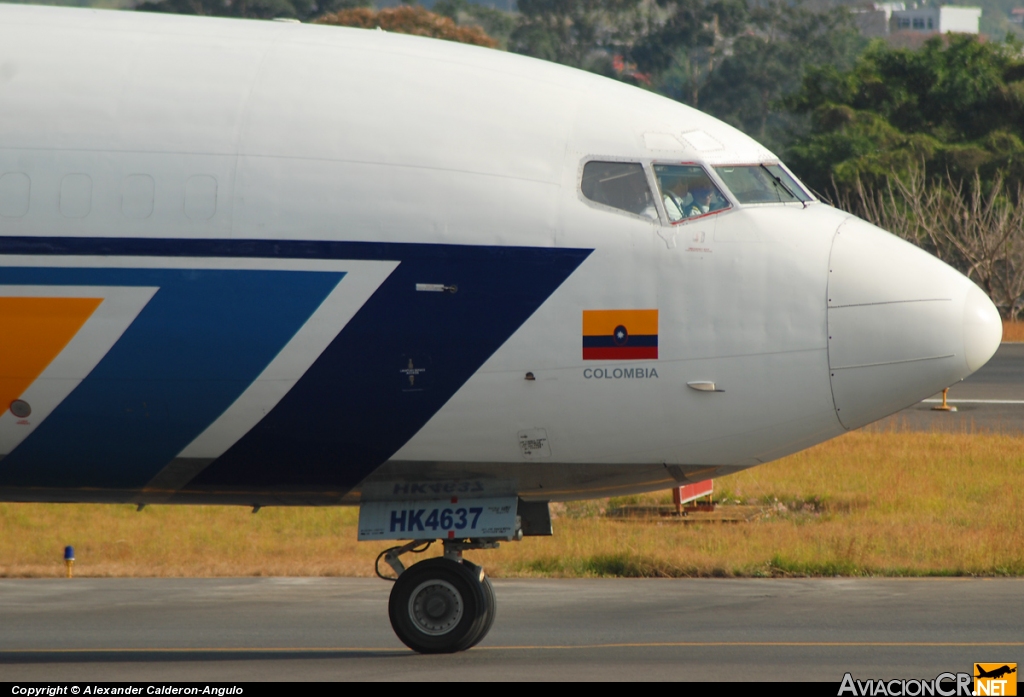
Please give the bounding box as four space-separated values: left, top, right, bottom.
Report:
714 164 811 204
185 175 218 221
652 164 730 222
581 161 657 220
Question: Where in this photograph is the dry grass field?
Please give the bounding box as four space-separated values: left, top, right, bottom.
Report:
1 429 1021 578
1002 321 1024 342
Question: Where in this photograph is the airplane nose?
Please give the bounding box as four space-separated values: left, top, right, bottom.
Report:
826 217 1002 430
963 283 1003 373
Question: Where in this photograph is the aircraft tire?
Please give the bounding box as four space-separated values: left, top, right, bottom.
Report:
388 557 487 654
474 574 497 647
461 561 497 648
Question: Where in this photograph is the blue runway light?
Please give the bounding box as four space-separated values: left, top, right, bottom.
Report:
64 545 74 561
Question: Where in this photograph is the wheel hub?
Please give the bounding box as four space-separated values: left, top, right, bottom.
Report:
409 579 463 636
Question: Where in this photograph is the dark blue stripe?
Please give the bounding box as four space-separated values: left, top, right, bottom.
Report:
0 267 343 489
582 335 658 348
191 246 590 494
0 237 592 496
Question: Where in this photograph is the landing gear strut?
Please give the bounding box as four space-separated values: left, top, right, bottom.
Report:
378 539 499 653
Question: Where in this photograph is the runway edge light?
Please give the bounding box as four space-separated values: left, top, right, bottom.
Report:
64 545 74 578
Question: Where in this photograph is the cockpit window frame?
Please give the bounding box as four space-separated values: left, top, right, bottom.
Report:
577 156 663 224
649 160 734 226
580 157 818 226
773 161 816 203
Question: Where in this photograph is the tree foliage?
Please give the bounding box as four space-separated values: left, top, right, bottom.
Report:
435 0 517 48
786 34 1024 195
630 0 747 77
506 0 862 150
835 165 1024 318
136 0 368 21
696 2 862 146
509 0 645 73
314 5 499 47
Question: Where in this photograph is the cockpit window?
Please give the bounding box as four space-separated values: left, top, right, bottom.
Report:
714 164 812 204
581 161 657 220
652 164 730 223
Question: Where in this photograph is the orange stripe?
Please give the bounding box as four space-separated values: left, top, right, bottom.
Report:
0 297 102 411
583 309 658 336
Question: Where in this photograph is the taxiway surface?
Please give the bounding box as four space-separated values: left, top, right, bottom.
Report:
875 342 1024 432
1 578 1021 681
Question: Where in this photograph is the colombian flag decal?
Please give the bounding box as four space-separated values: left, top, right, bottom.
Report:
582 309 658 360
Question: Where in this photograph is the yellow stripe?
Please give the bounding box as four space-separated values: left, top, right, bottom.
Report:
4 641 1022 654
583 309 658 336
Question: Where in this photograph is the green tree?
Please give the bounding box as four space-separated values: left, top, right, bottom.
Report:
785 34 1024 195
509 0 645 73
434 0 516 48
694 1 863 150
630 0 747 106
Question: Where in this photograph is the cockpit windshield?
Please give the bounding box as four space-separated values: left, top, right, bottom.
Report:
714 164 812 204
652 164 730 223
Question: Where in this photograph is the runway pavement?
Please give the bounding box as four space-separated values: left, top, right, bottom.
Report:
1 347 1021 682
873 343 1024 432
1 577 1021 681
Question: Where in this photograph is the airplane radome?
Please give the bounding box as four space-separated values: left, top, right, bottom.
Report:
0 5 1002 653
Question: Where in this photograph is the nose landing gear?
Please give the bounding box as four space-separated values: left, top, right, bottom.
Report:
367 498 551 653
379 539 499 653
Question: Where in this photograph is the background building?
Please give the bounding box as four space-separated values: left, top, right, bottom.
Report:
891 5 982 33
852 3 982 38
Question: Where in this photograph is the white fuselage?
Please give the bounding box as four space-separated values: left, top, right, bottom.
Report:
0 5 1001 505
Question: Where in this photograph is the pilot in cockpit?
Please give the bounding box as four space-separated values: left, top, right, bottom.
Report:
654 164 730 222
685 184 728 216
662 177 694 222
689 186 713 215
